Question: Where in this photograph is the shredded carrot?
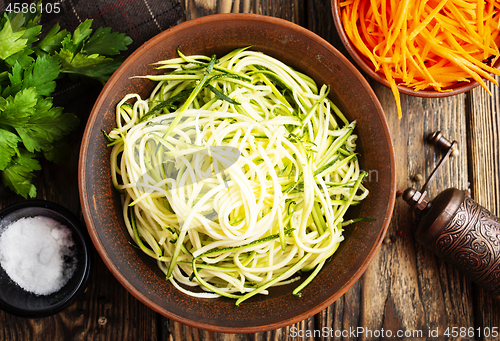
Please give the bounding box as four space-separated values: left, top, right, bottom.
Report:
409 0 449 41
340 0 500 117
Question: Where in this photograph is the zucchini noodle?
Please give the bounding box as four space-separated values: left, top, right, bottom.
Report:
107 47 369 305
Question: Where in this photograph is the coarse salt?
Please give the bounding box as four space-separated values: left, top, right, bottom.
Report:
0 216 77 295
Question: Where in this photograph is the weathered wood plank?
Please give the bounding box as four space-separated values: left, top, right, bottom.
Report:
3 1 498 340
183 0 304 24
362 81 474 339
74 257 159 341
160 318 319 341
466 75 500 341
305 0 336 45
257 0 304 24
183 0 255 19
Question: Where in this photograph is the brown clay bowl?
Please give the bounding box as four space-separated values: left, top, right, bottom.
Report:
79 13 396 333
331 0 500 97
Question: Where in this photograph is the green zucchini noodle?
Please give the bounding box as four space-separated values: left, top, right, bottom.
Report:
107 47 369 305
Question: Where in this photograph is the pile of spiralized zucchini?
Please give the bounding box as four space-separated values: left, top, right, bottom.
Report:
106 47 368 305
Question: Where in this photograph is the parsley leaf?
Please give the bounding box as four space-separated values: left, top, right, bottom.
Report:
0 87 37 125
83 26 133 56
7 5 41 31
1 12 42 68
61 19 93 56
34 23 68 55
2 62 23 97
56 19 132 83
22 54 60 96
15 97 79 153
0 128 21 171
1 150 41 198
0 8 131 198
0 16 27 60
57 49 124 84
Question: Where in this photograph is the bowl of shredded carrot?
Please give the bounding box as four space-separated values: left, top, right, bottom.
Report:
332 0 500 117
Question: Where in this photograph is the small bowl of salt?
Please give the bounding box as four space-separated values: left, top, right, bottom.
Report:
0 200 92 318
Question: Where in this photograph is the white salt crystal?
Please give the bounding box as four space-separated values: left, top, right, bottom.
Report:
0 216 77 296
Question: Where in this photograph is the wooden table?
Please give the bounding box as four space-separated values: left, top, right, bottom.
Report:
1 1 499 340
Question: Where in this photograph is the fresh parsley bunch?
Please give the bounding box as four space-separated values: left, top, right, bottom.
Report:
0 9 132 198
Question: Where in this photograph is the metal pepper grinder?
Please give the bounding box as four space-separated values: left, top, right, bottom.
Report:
403 131 500 299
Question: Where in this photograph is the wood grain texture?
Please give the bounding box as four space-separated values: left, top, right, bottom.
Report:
466 75 500 341
368 79 476 340
1 0 500 340
184 0 255 19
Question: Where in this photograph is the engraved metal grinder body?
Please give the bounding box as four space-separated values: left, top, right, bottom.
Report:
403 132 500 299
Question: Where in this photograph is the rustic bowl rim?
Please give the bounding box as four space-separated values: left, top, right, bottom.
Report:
330 0 490 98
79 12 396 333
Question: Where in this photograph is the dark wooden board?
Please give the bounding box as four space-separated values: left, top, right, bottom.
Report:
1 1 499 340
